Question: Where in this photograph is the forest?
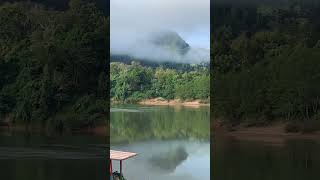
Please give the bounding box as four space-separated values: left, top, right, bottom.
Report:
110 61 210 103
0 0 108 132
212 0 320 132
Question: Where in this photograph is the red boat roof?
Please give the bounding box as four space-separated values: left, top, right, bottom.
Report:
110 150 137 161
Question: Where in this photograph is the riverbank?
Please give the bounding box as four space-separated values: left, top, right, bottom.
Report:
213 122 320 145
126 98 210 107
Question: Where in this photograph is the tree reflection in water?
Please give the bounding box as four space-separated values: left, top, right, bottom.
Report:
149 146 188 172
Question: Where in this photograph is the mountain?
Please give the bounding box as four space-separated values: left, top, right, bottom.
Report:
148 30 190 56
111 30 209 65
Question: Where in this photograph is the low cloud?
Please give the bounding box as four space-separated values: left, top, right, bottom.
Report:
110 0 210 63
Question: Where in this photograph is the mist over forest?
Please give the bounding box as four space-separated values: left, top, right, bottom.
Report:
111 0 210 64
111 30 210 64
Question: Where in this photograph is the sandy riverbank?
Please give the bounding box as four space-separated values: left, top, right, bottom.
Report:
138 98 209 107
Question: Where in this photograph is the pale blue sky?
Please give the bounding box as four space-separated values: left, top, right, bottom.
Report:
180 29 210 49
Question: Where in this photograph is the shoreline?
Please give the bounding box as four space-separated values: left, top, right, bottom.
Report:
213 122 320 144
117 98 210 107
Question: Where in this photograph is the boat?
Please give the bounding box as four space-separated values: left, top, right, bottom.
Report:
110 150 138 180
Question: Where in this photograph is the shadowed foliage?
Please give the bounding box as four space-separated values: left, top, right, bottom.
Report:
212 0 320 132
0 0 109 132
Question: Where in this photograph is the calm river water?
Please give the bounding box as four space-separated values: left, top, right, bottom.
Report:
2 105 316 180
111 105 210 180
0 133 107 180
213 135 320 180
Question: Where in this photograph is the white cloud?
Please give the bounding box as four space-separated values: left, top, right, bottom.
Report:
110 0 210 63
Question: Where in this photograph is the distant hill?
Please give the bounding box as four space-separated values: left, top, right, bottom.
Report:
148 30 190 56
111 30 209 65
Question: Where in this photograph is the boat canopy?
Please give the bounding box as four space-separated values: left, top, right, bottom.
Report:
110 150 138 175
110 150 137 161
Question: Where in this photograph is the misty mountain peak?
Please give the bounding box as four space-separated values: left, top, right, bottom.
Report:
147 30 190 56
111 29 209 64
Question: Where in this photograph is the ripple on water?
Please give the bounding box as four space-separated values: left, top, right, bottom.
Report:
0 145 106 160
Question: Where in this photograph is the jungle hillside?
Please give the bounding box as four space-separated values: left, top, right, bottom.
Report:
0 0 109 132
212 0 320 133
110 61 209 104
110 30 210 104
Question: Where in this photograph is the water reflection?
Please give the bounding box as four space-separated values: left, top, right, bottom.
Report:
111 105 210 143
111 105 210 180
149 146 188 172
0 134 106 180
111 140 209 180
0 145 105 159
213 135 320 180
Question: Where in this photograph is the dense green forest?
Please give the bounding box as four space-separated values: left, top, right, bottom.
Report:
212 0 320 132
0 0 108 132
110 61 210 103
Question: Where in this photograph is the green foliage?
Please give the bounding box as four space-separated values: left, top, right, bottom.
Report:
110 62 209 103
152 68 178 100
0 0 108 131
212 1 320 131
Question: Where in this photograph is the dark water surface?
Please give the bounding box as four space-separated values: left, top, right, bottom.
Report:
0 133 107 180
111 105 210 180
213 135 320 180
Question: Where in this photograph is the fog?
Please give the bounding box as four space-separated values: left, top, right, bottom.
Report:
110 0 210 63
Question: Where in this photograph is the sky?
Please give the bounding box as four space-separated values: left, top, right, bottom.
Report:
110 0 210 55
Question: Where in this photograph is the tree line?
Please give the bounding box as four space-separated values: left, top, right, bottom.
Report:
212 0 320 132
0 0 108 132
110 61 210 103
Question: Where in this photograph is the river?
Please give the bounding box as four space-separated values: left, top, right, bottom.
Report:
213 134 320 180
1 105 318 180
110 105 210 180
0 133 107 180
